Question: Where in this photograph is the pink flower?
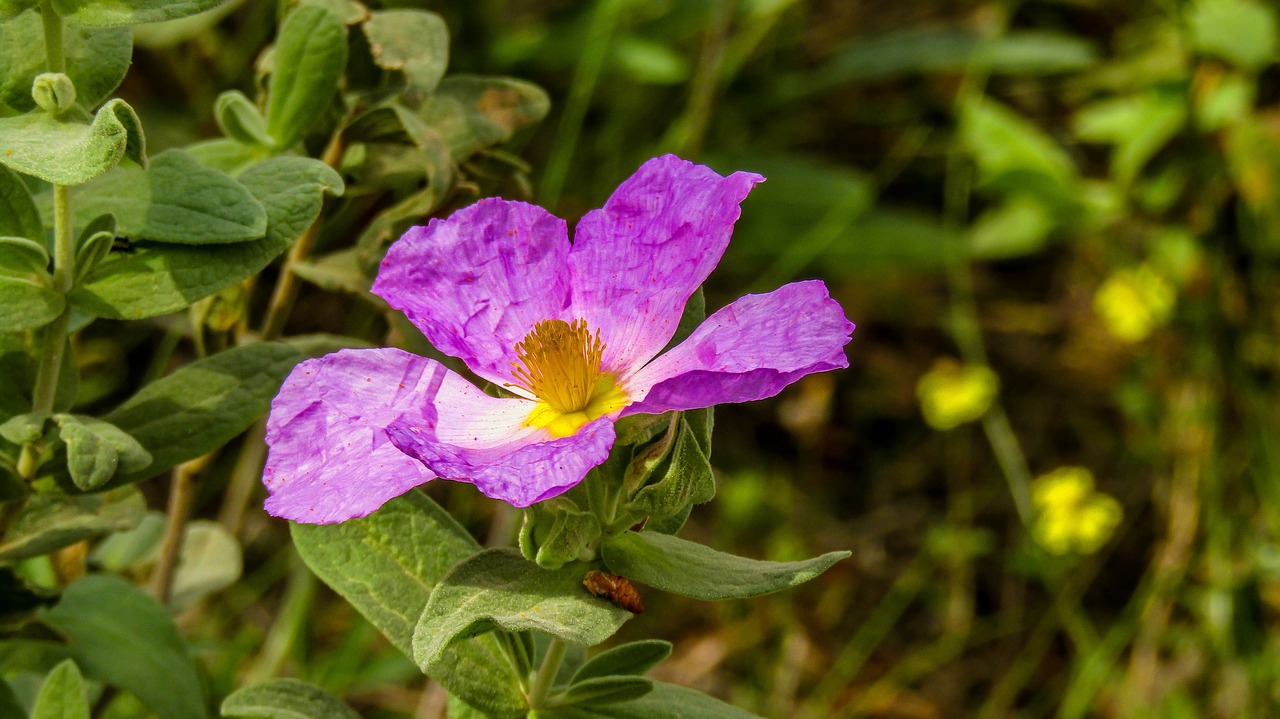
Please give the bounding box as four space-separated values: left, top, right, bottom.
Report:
263 155 854 523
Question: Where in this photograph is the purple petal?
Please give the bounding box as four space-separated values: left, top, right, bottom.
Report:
568 155 764 377
622 280 854 415
371 199 572 388
385 406 615 508
263 348 442 524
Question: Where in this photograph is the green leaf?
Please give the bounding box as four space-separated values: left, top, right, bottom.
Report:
416 75 550 158
967 193 1056 260
213 91 274 148
0 276 63 332
89 510 165 570
0 487 144 561
541 681 766 719
68 156 341 319
72 231 113 285
0 165 44 242
1190 0 1278 70
0 0 37 20
600 531 849 601
0 99 145 186
68 149 267 245
31 660 89 719
0 10 132 112
220 678 360 719
291 490 527 719
571 641 672 684
41 574 207 719
99 341 306 488
363 9 449 96
625 409 715 523
55 414 151 490
1075 91 1188 187
290 247 377 300
413 548 632 669
266 4 348 149
164 519 241 610
51 0 233 27
0 237 50 278
554 677 653 709
0 411 49 444
0 677 27 719
960 96 1076 192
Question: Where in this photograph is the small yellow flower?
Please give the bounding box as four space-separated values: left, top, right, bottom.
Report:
915 359 999 431
1031 467 1123 555
1093 265 1176 342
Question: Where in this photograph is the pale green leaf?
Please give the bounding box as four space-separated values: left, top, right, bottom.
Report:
266 4 348 148
363 9 449 96
571 641 671 684
31 660 89 719
601 531 849 601
51 0 233 27
542 681 766 719
0 10 131 111
54 414 152 490
1190 0 1278 70
413 548 632 668
0 276 62 332
291 490 527 718
0 486 144 563
42 574 207 719
554 677 653 709
220 678 360 719
214 90 274 148
416 75 550 158
0 99 146 186
166 519 242 610
960 96 1076 191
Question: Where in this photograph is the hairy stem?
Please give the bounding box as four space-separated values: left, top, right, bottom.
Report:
150 455 208 603
527 638 567 709
40 0 64 73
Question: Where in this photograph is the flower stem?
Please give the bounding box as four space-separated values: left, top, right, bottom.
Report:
527 638 567 709
150 454 209 603
40 0 64 74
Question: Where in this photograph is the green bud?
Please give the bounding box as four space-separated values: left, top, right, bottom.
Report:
31 73 77 114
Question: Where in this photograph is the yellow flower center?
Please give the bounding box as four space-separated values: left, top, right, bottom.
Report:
511 319 628 437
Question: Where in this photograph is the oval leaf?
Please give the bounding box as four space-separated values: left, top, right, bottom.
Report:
291 490 527 719
416 75 550 158
69 156 341 319
0 165 44 242
214 90 274 148
571 640 672 684
41 574 207 719
51 0 233 28
54 414 151 491
220 678 359 719
0 99 146 186
0 276 62 332
265 4 348 149
363 9 449 96
542 680 767 719
414 549 632 670
32 660 89 719
600 531 849 602
555 677 654 709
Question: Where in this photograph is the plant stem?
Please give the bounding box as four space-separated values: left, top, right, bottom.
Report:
527 638 567 709
40 0 64 73
150 455 207 603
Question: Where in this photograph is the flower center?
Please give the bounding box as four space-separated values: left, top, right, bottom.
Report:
512 318 606 414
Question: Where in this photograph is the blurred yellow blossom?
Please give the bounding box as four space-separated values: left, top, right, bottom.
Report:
1031 467 1123 555
1093 265 1176 342
915 359 999 430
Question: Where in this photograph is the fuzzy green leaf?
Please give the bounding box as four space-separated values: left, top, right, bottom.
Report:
0 99 145 186
266 4 348 149
98 342 306 488
220 678 360 719
31 660 89 719
625 409 715 524
416 75 550 158
42 574 207 719
0 165 44 242
68 156 341 319
51 0 233 27
0 10 131 111
363 9 449 96
291 491 527 719
540 681 766 719
554 677 654 709
0 486 144 562
571 641 672 684
0 276 63 332
0 0 37 19
68 149 267 244
54 414 151 490
214 90 274 148
601 531 849 601
414 549 632 669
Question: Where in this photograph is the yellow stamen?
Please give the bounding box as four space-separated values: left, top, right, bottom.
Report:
511 319 629 437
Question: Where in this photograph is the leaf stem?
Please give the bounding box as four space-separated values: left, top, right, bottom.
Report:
24 184 75 479
40 0 64 74
527 638 567 709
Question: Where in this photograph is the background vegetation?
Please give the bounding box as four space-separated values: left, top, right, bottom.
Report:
7 0 1280 717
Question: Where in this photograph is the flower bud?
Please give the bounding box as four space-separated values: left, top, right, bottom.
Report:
31 73 77 114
